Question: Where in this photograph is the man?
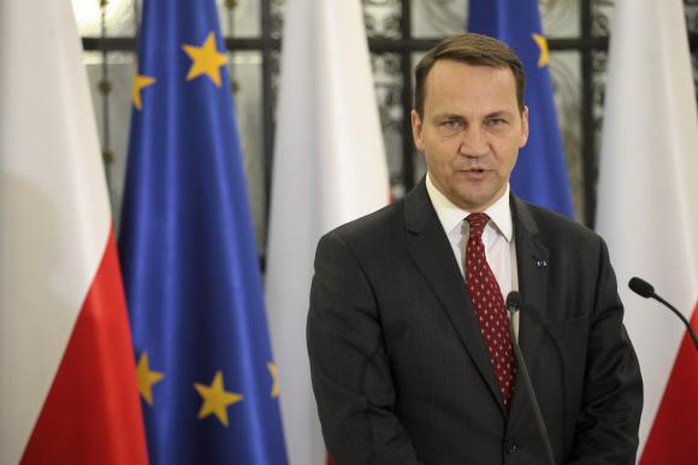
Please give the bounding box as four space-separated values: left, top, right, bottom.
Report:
307 33 642 465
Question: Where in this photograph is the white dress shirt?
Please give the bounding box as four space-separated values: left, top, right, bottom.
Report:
425 173 519 302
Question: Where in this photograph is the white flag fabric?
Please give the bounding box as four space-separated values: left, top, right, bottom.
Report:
595 0 698 463
0 2 147 464
266 0 390 463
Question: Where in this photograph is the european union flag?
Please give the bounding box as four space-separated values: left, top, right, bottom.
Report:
468 0 574 217
118 0 287 464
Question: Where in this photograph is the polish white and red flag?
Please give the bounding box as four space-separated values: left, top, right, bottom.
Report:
0 2 148 465
595 0 698 463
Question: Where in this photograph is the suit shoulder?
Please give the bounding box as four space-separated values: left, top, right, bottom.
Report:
322 199 404 245
313 200 406 278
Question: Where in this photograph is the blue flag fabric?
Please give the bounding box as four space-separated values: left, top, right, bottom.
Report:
118 1 287 464
468 0 574 217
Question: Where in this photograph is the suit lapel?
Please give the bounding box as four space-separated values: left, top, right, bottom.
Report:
403 180 506 413
508 196 551 422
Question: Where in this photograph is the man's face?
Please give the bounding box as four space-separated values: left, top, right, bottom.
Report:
411 60 529 212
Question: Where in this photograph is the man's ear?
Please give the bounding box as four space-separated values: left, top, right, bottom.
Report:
411 109 425 151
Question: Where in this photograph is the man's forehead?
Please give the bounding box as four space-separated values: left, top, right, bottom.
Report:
428 59 515 79
423 62 519 109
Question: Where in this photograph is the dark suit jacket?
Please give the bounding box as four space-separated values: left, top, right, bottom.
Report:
307 179 642 465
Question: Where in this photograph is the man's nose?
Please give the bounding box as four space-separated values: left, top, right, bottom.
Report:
459 126 489 157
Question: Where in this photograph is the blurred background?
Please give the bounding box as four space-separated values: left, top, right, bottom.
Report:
73 0 698 252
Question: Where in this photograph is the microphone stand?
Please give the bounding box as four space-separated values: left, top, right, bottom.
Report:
507 295 557 465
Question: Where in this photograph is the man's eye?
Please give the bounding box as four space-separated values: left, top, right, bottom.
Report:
440 120 463 128
485 118 506 126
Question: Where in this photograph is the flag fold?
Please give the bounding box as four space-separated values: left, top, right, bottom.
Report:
595 1 698 463
266 1 390 463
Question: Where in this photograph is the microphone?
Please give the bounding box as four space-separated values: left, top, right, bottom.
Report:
628 277 698 350
506 292 556 465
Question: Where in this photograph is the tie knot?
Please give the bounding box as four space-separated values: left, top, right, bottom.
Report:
466 213 489 239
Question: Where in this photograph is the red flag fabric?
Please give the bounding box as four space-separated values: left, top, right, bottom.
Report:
0 2 148 464
639 306 698 464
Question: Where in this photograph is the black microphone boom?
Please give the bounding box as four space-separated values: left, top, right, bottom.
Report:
505 291 557 465
628 277 698 351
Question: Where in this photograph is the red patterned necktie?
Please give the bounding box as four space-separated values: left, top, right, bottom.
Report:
465 213 516 406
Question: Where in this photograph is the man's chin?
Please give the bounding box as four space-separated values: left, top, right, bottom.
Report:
450 186 505 212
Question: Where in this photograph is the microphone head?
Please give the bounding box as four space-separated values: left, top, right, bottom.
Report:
506 291 521 310
628 277 655 298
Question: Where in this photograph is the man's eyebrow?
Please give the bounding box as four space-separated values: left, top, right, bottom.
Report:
485 110 515 118
432 112 464 120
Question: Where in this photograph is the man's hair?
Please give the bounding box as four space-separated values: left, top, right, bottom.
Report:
413 33 526 117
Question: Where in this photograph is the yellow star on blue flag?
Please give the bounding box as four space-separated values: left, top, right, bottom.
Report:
268 362 281 398
136 352 164 405
182 32 228 87
532 33 550 68
132 73 156 111
194 371 243 427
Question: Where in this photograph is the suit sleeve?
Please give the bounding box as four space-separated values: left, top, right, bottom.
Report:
567 238 643 465
307 231 423 465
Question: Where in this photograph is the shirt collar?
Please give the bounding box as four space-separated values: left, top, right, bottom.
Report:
425 172 513 242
